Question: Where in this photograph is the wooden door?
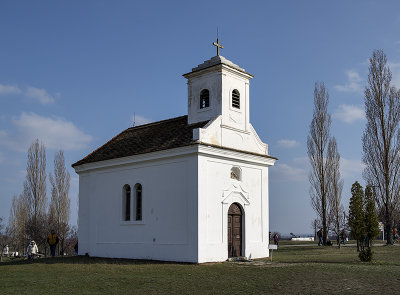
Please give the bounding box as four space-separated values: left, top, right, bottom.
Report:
228 203 242 257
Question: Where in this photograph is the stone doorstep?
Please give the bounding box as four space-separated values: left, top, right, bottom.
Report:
227 256 248 262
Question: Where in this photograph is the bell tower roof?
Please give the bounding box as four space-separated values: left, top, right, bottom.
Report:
184 55 253 78
192 55 246 73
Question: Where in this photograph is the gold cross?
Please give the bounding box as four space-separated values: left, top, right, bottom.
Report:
213 38 223 56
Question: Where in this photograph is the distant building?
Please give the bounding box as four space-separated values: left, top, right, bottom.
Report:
73 47 276 263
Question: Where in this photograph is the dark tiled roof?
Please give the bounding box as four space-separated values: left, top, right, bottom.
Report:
72 115 209 167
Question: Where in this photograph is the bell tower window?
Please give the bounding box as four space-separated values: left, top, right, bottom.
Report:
200 89 210 109
232 89 240 109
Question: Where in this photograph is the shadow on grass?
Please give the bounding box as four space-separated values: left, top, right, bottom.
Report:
277 246 341 253
0 256 194 266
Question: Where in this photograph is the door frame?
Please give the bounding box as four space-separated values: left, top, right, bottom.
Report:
227 202 244 257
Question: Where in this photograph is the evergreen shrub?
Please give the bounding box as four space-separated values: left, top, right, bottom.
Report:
358 247 373 262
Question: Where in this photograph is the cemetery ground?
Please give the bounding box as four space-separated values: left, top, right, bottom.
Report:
1 242 399 294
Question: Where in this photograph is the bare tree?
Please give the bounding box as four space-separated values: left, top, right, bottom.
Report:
49 150 71 255
327 137 345 247
24 139 47 248
310 218 321 240
64 226 78 256
307 82 333 245
8 194 28 255
0 217 5 261
394 206 400 234
362 50 400 244
0 217 12 262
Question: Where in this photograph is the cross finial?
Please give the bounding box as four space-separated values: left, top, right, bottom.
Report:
212 29 223 56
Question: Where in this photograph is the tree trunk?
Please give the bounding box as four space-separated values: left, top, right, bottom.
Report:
322 208 327 246
314 223 317 240
385 222 393 245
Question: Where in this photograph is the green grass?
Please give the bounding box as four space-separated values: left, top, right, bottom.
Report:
275 243 399 264
1 245 399 294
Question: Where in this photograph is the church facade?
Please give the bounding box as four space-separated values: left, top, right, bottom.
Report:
73 50 276 263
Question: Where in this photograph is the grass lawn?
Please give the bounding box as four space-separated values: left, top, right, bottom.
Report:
1 245 399 294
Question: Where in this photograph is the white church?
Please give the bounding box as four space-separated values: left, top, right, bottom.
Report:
72 40 277 263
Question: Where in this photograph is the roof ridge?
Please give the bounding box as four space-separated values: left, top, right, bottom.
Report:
128 115 187 130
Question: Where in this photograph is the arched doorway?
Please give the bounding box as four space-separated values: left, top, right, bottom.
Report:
228 203 243 257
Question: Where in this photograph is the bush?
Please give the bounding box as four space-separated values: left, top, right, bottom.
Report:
359 247 373 262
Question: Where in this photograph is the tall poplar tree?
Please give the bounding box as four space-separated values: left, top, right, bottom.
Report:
24 139 47 246
362 49 400 244
308 82 336 245
8 194 28 254
327 137 344 247
49 150 71 255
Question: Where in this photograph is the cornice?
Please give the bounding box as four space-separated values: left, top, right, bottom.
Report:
73 145 199 174
197 144 276 166
183 64 253 80
73 142 276 174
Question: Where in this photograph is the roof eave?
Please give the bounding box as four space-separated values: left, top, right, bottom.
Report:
183 63 254 79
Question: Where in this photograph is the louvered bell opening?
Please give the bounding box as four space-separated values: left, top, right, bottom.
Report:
200 89 210 109
232 90 240 109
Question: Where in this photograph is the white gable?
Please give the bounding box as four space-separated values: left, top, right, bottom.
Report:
193 115 268 156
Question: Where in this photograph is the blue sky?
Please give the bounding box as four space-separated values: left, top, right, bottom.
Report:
1 0 400 235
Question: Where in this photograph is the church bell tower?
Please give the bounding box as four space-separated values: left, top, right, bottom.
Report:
183 38 254 132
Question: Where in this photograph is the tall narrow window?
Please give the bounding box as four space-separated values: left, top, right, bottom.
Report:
200 89 210 109
123 185 131 221
232 89 240 109
135 184 142 221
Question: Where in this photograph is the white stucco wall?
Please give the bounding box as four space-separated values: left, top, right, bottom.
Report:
76 144 274 263
220 69 250 132
187 71 223 124
77 150 199 262
197 146 273 263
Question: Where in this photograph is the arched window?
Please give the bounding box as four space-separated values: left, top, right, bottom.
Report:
123 184 131 221
232 89 240 109
200 89 210 109
230 167 242 181
135 184 142 221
